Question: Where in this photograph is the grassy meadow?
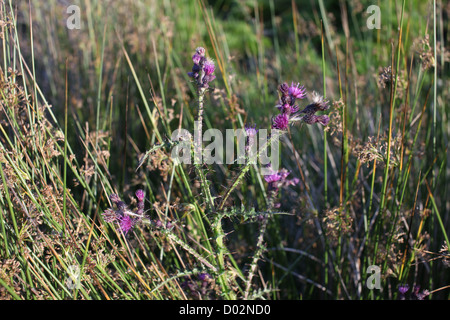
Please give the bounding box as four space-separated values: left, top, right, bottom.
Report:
0 0 449 300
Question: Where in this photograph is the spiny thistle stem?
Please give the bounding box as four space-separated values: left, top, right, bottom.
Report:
191 127 215 212
244 217 268 300
244 190 276 300
211 215 236 299
166 231 218 273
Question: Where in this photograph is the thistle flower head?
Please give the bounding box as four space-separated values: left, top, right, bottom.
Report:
272 113 290 130
195 47 206 56
264 166 299 192
188 47 215 88
103 190 147 236
245 123 258 137
135 189 145 202
288 82 306 100
135 189 145 216
118 215 135 235
310 91 329 111
192 53 202 65
264 171 283 184
204 58 215 75
398 284 409 295
279 82 290 96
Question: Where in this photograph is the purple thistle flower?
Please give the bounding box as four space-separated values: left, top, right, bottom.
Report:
272 113 290 130
135 189 145 202
135 189 145 216
245 124 258 137
188 47 215 89
192 47 206 64
118 215 135 235
264 166 299 192
288 82 306 100
316 115 330 126
293 91 330 126
264 172 283 184
195 46 206 56
398 284 409 295
204 58 215 75
198 273 211 282
103 190 147 236
192 53 202 65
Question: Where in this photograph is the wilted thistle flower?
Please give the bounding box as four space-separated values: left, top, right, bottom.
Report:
301 114 330 126
102 190 146 235
188 47 216 89
294 91 330 126
378 66 393 88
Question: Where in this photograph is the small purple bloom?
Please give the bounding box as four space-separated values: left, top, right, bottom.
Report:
204 58 215 75
277 103 299 115
264 172 283 184
195 47 206 56
398 284 409 295
264 167 299 192
135 189 145 216
272 113 290 130
118 215 135 235
245 124 258 138
188 47 215 88
192 53 202 65
198 273 211 281
317 115 330 126
288 82 306 100
135 189 145 202
103 190 147 236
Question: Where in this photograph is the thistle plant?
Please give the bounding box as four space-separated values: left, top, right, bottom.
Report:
115 46 331 299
